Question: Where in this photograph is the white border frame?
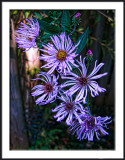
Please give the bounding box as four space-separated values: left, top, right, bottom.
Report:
2 2 124 159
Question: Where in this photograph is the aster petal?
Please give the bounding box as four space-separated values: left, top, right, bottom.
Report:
60 33 65 50
83 87 88 104
31 72 58 105
62 80 76 84
75 103 84 111
38 72 51 82
40 33 79 74
50 36 59 50
39 54 56 60
51 74 59 83
88 130 94 141
31 85 44 90
88 72 108 80
66 71 79 78
54 108 66 118
31 90 44 96
57 94 68 102
75 87 85 101
55 35 61 49
15 18 39 50
69 115 111 141
88 61 105 78
76 56 87 76
57 112 68 122
35 93 47 104
53 92 86 125
97 85 106 93
89 81 106 93
41 61 57 68
68 45 76 55
52 104 64 112
60 82 76 88
65 61 72 72
67 84 80 95
66 112 73 125
61 75 77 80
95 131 100 140
42 44 57 53
87 84 98 97
47 62 59 74
68 39 80 54
73 111 83 124
78 127 85 140
66 36 73 51
99 127 109 135
46 95 56 104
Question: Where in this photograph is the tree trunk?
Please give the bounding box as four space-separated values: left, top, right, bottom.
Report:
10 19 29 149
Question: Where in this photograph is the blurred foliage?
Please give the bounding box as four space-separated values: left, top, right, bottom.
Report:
10 9 115 150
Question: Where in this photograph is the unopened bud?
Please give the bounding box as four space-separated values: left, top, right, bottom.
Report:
87 50 93 56
75 12 81 18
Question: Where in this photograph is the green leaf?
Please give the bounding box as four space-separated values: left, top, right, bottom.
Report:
38 19 61 34
12 10 18 15
76 27 89 54
41 34 51 40
43 17 54 23
57 12 62 18
61 10 71 33
24 11 31 19
35 12 42 20
53 11 57 17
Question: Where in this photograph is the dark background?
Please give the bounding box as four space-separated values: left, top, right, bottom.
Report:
10 10 115 150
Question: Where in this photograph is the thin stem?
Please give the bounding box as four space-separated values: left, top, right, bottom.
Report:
69 23 77 36
97 10 114 22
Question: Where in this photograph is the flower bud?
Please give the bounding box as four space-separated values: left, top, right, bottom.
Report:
87 50 93 56
75 12 81 18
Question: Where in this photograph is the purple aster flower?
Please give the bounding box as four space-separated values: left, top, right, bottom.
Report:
52 92 88 125
69 114 112 141
61 56 108 103
75 12 81 18
15 18 40 51
39 33 80 75
31 72 58 105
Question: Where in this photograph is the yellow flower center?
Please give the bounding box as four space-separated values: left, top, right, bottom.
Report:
56 50 67 61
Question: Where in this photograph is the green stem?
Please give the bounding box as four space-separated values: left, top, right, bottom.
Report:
86 60 90 70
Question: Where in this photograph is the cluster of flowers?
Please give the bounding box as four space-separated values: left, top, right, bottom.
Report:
15 18 112 141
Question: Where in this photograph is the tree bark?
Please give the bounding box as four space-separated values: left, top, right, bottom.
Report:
10 19 29 149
